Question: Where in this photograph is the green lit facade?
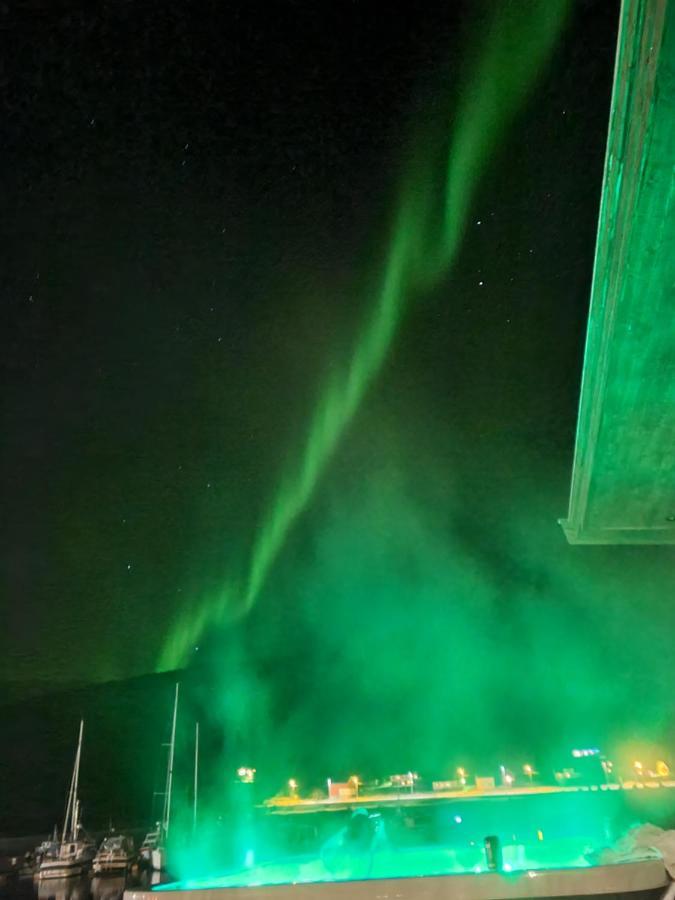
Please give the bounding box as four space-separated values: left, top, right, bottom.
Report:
563 0 675 544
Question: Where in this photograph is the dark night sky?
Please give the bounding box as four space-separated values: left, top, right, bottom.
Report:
2 0 673 815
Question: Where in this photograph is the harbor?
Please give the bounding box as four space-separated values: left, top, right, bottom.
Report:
1 679 675 897
2 718 675 899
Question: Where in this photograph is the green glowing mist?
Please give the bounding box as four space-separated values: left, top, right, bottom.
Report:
160 0 571 671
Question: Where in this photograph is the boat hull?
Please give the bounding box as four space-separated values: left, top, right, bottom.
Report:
93 857 131 875
38 859 87 880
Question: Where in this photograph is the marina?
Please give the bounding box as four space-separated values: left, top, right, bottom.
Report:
4 783 675 900
2 700 674 899
1 680 674 898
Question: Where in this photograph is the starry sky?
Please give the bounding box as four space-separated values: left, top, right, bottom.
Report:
2 0 674 789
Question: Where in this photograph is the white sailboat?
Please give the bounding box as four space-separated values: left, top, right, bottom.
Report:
141 683 179 871
39 721 95 879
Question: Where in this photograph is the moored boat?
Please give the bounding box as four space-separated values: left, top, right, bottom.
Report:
39 839 95 880
12 851 36 878
35 828 60 868
138 827 160 867
93 833 135 874
39 721 96 879
140 684 179 871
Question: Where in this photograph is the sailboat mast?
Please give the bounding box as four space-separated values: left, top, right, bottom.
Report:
62 764 75 845
62 720 84 844
193 722 199 833
164 683 179 838
71 720 84 839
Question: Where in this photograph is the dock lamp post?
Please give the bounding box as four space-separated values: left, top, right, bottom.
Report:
600 757 613 785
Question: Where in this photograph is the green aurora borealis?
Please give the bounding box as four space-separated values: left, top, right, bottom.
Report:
159 0 572 671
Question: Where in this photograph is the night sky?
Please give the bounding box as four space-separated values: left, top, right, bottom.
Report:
2 0 674 822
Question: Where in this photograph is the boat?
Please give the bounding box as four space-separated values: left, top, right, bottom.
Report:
35 827 60 867
140 684 179 871
39 721 96 879
92 833 135 874
11 850 37 878
138 827 160 867
0 856 15 886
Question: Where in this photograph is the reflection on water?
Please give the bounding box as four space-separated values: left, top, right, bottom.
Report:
36 877 91 900
90 878 126 900
2 870 164 900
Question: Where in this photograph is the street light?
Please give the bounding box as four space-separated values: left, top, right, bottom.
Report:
288 778 298 797
523 764 534 784
457 767 467 787
349 775 360 798
600 758 613 784
500 765 514 787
